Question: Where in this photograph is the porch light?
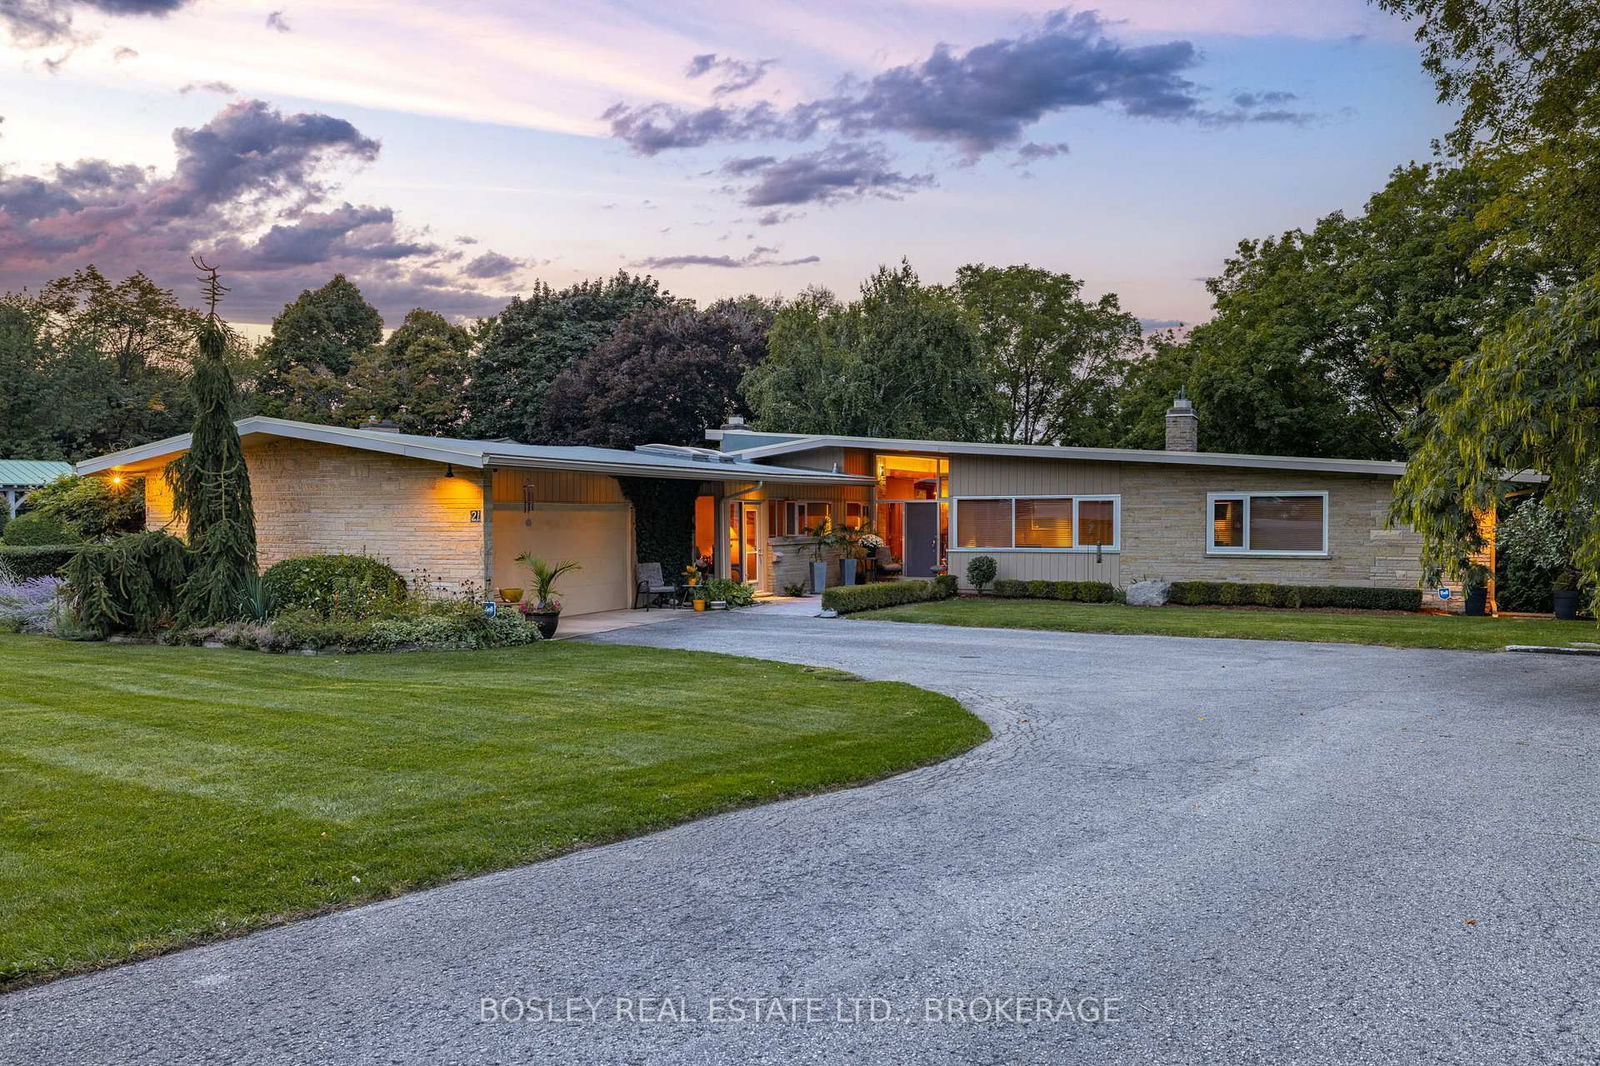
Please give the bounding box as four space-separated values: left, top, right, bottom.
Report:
444 464 455 478
110 474 124 486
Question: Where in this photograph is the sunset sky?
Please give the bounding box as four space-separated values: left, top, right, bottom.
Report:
1 0 1452 328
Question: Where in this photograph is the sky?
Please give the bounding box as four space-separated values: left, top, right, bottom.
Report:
0 0 1453 330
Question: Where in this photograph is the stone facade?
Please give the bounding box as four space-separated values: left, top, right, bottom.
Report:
145 438 486 594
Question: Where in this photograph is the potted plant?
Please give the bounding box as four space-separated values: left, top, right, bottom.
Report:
835 525 865 586
497 587 523 603
803 520 832 593
514 555 581 638
1462 563 1491 617
1552 568 1583 621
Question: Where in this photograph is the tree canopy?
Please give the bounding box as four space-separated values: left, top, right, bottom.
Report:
255 275 384 423
464 272 671 443
345 308 473 435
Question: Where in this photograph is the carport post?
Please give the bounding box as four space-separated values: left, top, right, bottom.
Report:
481 467 494 596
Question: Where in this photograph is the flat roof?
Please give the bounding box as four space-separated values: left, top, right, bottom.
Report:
723 432 1415 478
75 417 876 486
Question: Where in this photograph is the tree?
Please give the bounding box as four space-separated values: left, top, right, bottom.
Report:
952 264 1141 445
542 298 773 448
464 272 670 442
256 275 383 423
742 262 998 440
346 309 472 435
0 300 110 460
16 474 144 541
1113 330 1195 450
167 263 257 626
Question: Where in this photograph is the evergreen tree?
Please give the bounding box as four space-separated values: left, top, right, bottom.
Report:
168 261 257 626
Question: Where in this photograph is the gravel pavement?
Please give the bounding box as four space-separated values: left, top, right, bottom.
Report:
4 611 1597 1065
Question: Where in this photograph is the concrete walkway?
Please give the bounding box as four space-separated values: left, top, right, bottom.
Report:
3 613 1598 1065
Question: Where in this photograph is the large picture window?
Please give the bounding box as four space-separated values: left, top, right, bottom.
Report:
768 500 833 537
954 496 1120 552
1206 492 1327 555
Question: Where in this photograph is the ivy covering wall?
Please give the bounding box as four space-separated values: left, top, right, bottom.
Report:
617 477 701 572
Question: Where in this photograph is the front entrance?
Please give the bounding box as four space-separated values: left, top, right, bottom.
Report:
903 500 942 577
727 501 761 585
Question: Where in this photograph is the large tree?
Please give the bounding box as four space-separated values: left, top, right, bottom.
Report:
1379 0 1600 598
464 272 670 443
255 275 383 423
168 264 257 626
542 298 772 448
952 264 1141 446
345 308 472 435
743 262 998 440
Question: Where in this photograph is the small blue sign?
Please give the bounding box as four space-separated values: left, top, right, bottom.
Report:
1437 587 1452 601
483 600 497 618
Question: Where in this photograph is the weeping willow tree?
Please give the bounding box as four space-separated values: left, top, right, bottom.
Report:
167 259 257 626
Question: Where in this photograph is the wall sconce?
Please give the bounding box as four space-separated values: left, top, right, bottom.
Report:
444 464 455 478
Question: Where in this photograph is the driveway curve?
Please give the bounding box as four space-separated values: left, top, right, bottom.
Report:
3 613 1597 1065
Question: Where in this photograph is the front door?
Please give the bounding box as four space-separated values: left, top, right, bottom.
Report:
903 500 940 577
727 501 761 586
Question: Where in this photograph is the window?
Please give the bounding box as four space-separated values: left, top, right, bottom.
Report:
769 500 833 536
956 499 1012 549
1207 492 1327 555
954 496 1119 551
844 501 867 529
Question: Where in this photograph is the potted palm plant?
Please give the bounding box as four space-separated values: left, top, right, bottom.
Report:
803 520 832 593
514 555 582 638
1462 563 1491 617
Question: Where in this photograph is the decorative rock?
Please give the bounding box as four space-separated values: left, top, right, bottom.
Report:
1125 579 1171 607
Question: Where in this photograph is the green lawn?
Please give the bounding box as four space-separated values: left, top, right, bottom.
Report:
0 635 985 989
857 598 1598 652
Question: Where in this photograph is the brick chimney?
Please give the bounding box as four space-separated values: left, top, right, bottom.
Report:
1165 391 1198 452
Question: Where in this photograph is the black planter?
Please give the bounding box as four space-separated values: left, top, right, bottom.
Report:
1553 589 1582 621
1463 588 1489 617
528 611 561 639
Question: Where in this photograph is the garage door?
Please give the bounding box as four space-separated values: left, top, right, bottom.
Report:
493 505 632 616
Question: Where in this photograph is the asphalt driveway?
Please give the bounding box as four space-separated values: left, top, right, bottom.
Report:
4 613 1598 1065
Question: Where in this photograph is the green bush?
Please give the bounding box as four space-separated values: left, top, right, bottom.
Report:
966 555 998 592
1025 579 1052 599
169 600 541 653
260 554 406 620
2 510 81 547
822 579 939 614
985 577 1114 603
992 578 1027 598
1166 581 1421 612
931 574 958 599
698 578 756 607
20 474 145 541
63 530 192 636
0 544 80 579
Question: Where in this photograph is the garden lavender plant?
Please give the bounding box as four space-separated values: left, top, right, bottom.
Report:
0 558 63 634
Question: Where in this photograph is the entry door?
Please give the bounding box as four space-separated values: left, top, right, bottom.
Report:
903 500 940 577
727 501 761 585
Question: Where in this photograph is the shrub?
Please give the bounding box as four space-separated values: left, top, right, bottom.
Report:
782 582 806 597
1166 581 1421 612
966 555 998 593
931 574 958 599
260 554 406 620
822 579 939 614
1025 579 1052 599
0 570 63 634
1 510 81 547
20 474 145 541
169 599 541 653
698 578 756 607
984 578 1114 603
992 578 1027 598
63 530 192 636
0 544 80 579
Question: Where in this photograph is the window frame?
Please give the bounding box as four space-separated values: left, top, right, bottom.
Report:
1204 491 1329 557
951 494 1121 553
769 500 834 537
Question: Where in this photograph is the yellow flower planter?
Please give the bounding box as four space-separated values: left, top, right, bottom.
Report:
497 588 524 603
693 599 707 611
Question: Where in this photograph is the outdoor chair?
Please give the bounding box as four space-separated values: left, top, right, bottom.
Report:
875 546 903 580
635 562 678 610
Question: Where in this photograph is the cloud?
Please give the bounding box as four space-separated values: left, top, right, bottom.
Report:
111 43 135 59
634 246 819 269
685 53 775 96
0 99 516 322
1232 90 1297 109
462 251 519 278
1013 141 1070 163
177 79 236 95
1 0 192 47
606 11 1214 160
265 9 289 33
728 142 933 207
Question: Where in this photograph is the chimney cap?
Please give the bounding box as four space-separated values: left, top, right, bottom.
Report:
722 415 747 429
359 417 401 433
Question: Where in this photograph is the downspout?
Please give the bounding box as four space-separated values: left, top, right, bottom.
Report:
481 466 495 598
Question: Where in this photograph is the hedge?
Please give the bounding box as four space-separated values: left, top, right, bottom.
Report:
0 544 81 579
822 578 952 614
991 578 1116 603
1166 581 1422 612
259 554 407 620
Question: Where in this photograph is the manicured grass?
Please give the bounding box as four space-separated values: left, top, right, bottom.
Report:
0 635 985 989
856 598 1599 652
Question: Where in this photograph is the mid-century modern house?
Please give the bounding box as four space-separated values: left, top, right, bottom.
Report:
76 397 1467 616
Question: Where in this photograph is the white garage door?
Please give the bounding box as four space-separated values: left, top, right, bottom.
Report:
493 505 632 616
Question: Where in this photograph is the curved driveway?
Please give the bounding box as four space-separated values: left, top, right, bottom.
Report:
4 612 1598 1065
